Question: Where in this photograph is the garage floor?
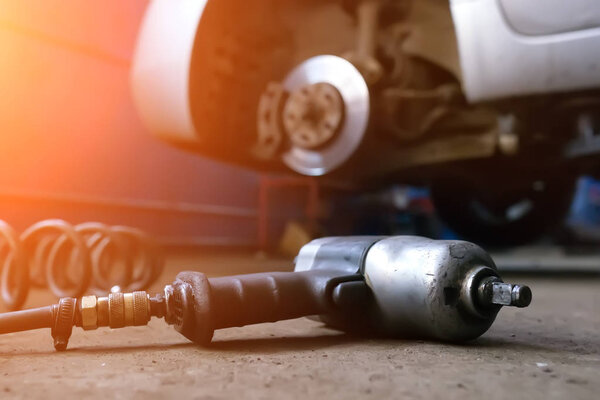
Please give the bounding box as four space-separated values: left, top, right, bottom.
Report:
0 252 598 399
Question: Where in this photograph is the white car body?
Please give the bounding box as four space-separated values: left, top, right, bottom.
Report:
132 0 600 145
451 0 600 102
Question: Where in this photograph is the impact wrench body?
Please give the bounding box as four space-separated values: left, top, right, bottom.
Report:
0 236 532 350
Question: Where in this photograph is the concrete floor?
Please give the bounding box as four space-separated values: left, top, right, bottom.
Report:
0 252 598 399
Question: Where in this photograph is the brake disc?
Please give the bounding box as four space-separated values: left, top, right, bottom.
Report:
281 55 370 176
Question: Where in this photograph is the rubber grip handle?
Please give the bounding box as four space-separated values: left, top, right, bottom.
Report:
208 270 337 330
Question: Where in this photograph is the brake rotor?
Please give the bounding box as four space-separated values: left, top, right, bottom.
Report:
281 55 370 176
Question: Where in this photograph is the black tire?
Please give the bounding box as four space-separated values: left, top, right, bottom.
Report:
431 173 577 247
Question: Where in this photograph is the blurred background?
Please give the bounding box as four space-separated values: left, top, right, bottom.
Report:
0 1 264 248
1 0 599 298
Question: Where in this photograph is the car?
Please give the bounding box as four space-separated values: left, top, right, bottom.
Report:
132 0 600 245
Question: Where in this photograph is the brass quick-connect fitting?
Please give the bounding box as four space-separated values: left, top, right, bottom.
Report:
80 296 98 330
80 292 152 331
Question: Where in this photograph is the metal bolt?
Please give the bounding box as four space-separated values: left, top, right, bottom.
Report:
491 282 513 306
510 285 532 308
477 278 532 309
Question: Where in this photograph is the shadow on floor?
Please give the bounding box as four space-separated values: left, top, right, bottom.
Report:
3 330 595 358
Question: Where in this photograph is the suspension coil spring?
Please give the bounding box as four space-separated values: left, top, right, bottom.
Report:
0 219 164 311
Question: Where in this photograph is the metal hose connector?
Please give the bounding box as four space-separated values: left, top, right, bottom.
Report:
0 219 164 310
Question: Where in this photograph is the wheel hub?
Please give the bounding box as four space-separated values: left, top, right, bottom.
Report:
283 82 345 149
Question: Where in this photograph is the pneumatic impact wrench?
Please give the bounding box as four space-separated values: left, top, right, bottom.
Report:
0 236 531 350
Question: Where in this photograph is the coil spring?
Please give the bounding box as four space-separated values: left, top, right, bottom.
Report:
0 220 164 310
